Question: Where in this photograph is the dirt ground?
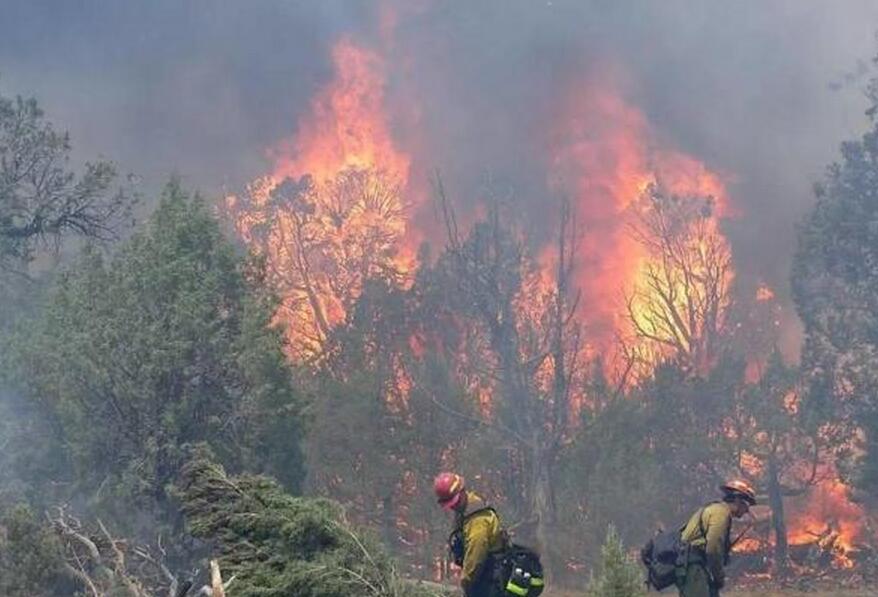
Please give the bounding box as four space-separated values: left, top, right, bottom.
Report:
543 588 878 597
726 592 872 597
415 580 874 597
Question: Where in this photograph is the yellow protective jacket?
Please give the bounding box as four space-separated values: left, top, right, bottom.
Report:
680 501 732 585
456 492 506 590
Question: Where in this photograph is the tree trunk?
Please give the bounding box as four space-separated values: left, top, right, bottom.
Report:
767 456 789 579
531 440 555 579
382 494 396 553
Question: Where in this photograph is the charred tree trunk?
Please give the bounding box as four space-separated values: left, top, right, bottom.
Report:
530 440 554 569
382 494 396 554
435 182 574 585
767 455 789 579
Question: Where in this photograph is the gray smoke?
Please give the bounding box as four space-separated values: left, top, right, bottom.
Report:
2 0 877 315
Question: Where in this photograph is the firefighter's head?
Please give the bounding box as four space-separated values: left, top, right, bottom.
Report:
721 479 756 518
434 472 467 513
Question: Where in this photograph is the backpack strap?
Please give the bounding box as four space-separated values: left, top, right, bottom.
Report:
692 502 733 563
456 506 499 539
697 506 708 542
678 505 707 537
463 506 498 522
448 506 499 564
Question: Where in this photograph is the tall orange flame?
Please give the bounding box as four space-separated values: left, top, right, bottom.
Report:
226 37 415 361
222 32 878 577
548 80 730 374
270 38 410 186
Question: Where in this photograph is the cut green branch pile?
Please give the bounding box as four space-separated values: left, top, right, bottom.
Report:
176 446 447 597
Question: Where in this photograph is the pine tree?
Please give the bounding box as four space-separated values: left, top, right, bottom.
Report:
0 505 65 596
7 180 306 527
586 525 646 597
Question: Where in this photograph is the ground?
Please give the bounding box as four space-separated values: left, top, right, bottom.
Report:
414 580 873 596
727 592 871 597
542 589 876 597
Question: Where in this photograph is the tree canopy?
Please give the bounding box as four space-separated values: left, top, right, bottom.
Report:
0 91 131 270
793 80 878 498
6 180 305 528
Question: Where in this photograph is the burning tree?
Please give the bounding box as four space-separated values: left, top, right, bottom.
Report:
226 167 410 363
783 68 878 581
224 32 416 365
625 186 733 375
620 184 860 580
304 277 468 574
793 72 878 501
549 83 730 375
426 182 584 574
723 350 835 578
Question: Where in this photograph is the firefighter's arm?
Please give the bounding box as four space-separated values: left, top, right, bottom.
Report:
460 517 490 590
704 507 731 584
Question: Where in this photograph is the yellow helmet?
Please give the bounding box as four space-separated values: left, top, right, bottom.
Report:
720 479 756 505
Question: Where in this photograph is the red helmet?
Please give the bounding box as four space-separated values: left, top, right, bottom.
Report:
434 472 465 511
721 479 757 505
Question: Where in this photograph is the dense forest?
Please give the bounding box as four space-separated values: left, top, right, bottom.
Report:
4 30 878 597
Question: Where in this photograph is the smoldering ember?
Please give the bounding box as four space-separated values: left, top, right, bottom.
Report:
3 2 878 597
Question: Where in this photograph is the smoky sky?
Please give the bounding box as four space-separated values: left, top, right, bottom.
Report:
2 0 878 309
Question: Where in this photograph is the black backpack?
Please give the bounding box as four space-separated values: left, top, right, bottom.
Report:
447 508 545 597
498 544 545 597
640 508 708 591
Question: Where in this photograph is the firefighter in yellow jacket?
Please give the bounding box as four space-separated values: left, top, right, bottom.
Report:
678 480 756 597
434 472 507 597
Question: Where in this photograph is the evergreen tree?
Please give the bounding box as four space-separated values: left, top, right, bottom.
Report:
792 64 878 498
7 180 305 531
0 504 66 597
0 89 131 270
586 525 646 597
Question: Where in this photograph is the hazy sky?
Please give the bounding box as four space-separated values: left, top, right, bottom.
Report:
3 1 878 301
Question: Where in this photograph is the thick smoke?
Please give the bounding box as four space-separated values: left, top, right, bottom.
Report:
2 0 878 333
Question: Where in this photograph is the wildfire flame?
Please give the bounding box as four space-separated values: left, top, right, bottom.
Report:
223 29 875 580
270 38 410 186
786 477 866 568
226 37 416 361
548 81 731 375
733 472 868 573
756 283 776 302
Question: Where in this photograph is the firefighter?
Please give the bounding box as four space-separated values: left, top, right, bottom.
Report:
434 472 507 597
678 479 756 597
